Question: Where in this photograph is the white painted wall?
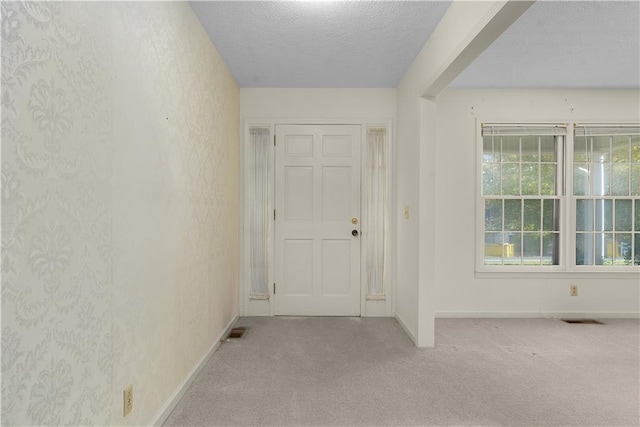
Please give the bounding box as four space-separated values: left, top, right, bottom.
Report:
239 89 396 317
395 88 420 342
241 88 396 120
434 88 640 318
394 1 534 347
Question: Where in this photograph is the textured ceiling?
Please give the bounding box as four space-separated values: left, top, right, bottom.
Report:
451 0 640 88
190 1 451 88
192 1 640 89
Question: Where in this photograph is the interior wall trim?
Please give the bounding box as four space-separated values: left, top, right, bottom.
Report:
394 315 417 345
152 315 240 426
436 311 640 319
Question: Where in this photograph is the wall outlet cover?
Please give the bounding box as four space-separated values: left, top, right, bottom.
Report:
123 384 133 417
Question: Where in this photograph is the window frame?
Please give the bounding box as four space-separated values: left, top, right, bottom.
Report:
476 122 567 273
568 124 640 273
476 121 640 276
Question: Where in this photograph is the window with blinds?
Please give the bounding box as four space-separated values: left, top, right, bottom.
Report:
481 125 565 267
573 125 640 266
479 123 640 272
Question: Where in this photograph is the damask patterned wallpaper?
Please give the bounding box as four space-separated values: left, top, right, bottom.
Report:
1 2 239 425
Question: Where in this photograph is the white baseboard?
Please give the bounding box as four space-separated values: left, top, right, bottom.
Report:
152 314 240 426
436 311 640 319
394 314 417 344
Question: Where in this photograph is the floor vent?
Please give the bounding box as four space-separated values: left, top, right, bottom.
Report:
227 327 247 339
561 319 604 325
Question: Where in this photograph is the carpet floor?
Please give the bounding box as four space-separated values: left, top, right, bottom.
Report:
164 317 639 426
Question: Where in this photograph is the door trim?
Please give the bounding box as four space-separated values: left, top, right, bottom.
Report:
240 118 395 318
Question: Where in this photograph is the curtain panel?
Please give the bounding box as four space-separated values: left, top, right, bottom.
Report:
249 127 270 299
366 128 388 299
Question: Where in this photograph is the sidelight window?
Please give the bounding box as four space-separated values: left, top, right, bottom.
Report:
248 127 271 299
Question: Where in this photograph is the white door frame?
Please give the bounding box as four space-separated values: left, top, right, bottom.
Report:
240 118 395 318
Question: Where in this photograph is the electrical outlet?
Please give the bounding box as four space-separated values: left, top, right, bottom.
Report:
123 384 133 417
570 285 578 296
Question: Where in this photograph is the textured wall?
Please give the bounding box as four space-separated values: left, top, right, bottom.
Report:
109 3 239 425
1 3 114 425
1 2 239 425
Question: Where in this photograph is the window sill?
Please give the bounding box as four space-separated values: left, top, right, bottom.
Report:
475 268 640 279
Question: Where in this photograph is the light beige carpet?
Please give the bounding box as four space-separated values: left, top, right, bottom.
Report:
165 317 639 426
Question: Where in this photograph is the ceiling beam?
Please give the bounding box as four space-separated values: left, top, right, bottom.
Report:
396 1 534 348
399 0 535 98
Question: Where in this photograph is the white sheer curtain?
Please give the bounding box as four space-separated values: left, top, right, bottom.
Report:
249 127 270 299
366 128 387 299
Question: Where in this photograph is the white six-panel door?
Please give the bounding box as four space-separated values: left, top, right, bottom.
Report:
274 125 361 316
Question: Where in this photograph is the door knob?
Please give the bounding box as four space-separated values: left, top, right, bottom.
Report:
352 229 359 237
